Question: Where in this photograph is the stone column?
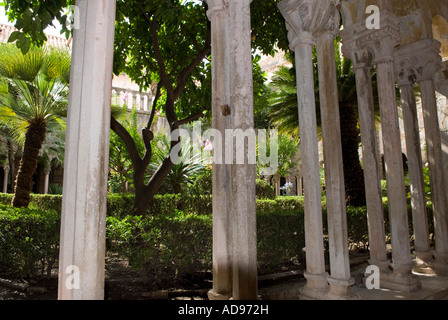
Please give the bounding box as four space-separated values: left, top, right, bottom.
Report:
395 47 432 272
279 0 328 300
341 37 390 277
360 11 420 292
58 0 116 300
43 170 50 195
315 28 356 299
2 166 8 193
228 0 258 300
413 39 448 275
207 0 258 300
206 0 233 301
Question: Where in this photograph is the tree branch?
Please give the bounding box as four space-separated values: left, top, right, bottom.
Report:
147 82 162 130
110 115 142 166
135 1 173 94
173 19 212 101
176 111 206 127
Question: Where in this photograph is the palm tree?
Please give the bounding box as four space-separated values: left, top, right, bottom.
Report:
268 41 378 207
149 132 206 195
0 44 70 208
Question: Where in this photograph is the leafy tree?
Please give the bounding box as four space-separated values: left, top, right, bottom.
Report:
2 0 76 54
108 105 145 193
148 131 207 195
0 44 70 208
3 0 289 214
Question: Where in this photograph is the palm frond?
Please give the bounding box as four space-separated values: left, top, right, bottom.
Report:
0 44 70 149
0 44 45 81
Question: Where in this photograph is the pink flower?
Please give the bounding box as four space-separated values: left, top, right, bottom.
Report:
203 139 213 151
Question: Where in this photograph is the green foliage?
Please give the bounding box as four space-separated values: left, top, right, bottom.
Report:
257 210 305 274
28 194 63 212
255 179 276 200
0 204 60 278
106 209 306 278
404 166 432 201
345 206 370 247
0 44 70 145
108 106 145 193
2 0 76 54
149 132 207 195
1 193 436 282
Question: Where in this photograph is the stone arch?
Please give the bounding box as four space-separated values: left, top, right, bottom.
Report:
432 15 448 59
339 0 380 28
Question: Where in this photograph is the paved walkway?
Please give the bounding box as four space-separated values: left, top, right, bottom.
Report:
352 272 448 300
259 270 448 300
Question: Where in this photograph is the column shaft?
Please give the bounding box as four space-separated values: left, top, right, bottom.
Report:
399 82 432 268
58 0 116 300
419 79 448 274
316 32 355 299
353 64 389 269
293 35 328 299
43 171 50 195
228 0 258 300
2 167 8 193
207 0 233 300
375 60 419 291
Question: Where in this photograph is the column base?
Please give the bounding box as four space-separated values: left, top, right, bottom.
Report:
367 259 391 273
413 250 436 274
364 259 392 289
325 277 359 300
433 252 448 276
299 272 329 300
381 263 421 293
208 289 232 301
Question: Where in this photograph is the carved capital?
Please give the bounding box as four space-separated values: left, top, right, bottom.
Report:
394 57 416 87
343 10 400 64
395 39 442 84
340 29 373 70
278 0 340 50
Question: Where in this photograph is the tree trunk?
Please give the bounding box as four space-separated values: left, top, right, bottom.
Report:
12 120 47 208
132 156 175 215
339 102 366 207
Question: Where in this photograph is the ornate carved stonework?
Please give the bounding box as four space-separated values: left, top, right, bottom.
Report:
342 9 400 64
278 0 341 49
395 39 442 84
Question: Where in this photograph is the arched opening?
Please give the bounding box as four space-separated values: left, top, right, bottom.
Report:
432 15 448 59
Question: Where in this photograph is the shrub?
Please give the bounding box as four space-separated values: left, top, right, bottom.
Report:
107 212 212 280
257 210 305 274
0 193 382 282
346 206 369 247
0 205 60 278
256 179 276 200
28 194 63 213
107 193 137 217
106 209 309 278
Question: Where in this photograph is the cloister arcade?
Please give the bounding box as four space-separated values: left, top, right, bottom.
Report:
57 0 448 300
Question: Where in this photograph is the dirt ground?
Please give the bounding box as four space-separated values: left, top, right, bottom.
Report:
0 253 369 300
0 269 214 300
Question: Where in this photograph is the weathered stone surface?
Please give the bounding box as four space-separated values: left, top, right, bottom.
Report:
58 0 117 300
207 0 258 300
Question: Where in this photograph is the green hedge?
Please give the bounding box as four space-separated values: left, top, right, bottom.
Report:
0 192 291 217
106 212 213 280
0 193 434 281
0 202 308 279
255 179 276 200
0 205 60 278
